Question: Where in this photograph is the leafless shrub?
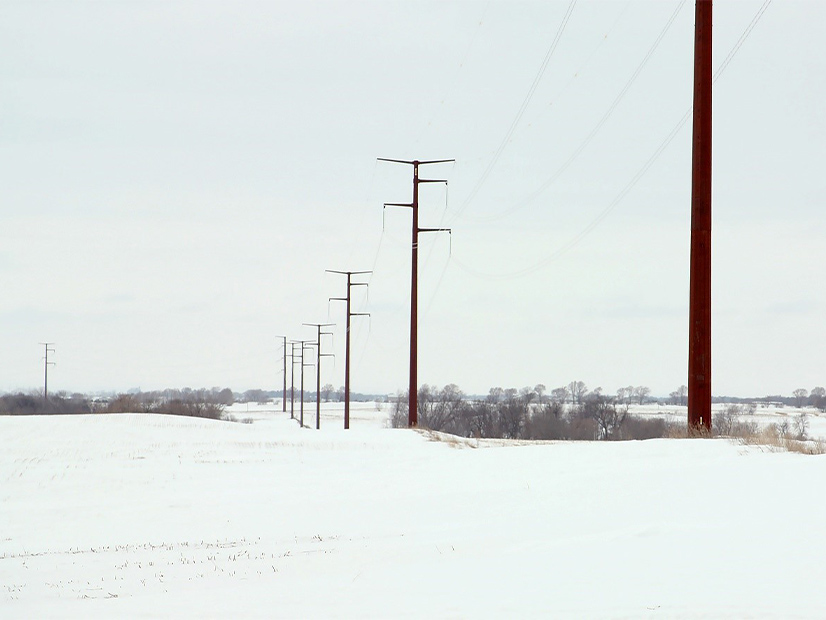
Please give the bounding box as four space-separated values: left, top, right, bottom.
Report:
793 412 809 440
622 416 669 440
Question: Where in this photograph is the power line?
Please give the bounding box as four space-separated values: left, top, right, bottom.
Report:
454 0 687 226
454 0 578 218
451 0 773 281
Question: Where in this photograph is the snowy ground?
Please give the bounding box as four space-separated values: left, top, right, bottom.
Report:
3 402 826 619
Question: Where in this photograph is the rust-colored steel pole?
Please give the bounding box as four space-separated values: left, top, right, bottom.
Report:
410 162 420 427
345 273 352 428
688 0 713 431
304 322 334 430
327 270 371 429
379 157 452 428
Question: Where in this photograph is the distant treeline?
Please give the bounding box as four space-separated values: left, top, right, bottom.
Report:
0 389 227 419
389 383 826 441
390 384 671 441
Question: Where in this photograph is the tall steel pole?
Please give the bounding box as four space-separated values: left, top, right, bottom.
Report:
328 270 371 429
299 340 315 428
380 158 453 427
688 0 713 431
304 323 334 430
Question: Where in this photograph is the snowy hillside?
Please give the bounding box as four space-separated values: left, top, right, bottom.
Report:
3 403 825 618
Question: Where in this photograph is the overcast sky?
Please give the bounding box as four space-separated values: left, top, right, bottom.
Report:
2 0 823 398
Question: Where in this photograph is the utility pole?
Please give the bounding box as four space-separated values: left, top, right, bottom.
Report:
279 335 287 413
40 342 55 401
379 157 453 427
304 322 335 430
296 340 315 428
688 0 712 432
327 270 371 429
288 341 299 420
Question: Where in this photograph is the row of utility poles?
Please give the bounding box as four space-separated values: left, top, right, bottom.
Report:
279 270 371 430
278 0 710 432
278 157 453 430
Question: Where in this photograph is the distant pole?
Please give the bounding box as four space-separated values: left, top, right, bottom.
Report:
328 270 371 429
289 341 299 420
297 340 315 428
304 322 335 430
688 0 712 432
279 335 287 413
380 158 453 427
40 342 55 400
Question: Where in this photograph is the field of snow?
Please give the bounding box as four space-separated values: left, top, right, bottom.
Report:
3 402 826 619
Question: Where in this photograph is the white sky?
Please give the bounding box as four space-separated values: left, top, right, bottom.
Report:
1 1 823 398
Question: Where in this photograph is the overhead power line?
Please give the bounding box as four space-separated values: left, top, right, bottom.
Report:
452 0 773 281
453 0 578 218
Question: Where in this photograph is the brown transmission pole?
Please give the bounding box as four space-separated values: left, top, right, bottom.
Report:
40 342 55 401
296 339 315 428
328 270 371 429
304 322 335 430
288 341 299 420
688 0 712 431
379 158 453 427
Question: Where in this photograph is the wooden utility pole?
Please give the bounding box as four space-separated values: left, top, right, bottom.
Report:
688 0 713 431
380 158 453 427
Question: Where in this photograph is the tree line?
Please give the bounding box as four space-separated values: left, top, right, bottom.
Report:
389 384 670 441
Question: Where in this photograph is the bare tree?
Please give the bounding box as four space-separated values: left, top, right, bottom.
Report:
569 381 588 406
551 386 569 405
583 394 628 440
633 386 651 405
487 387 504 404
792 388 809 408
794 412 809 439
677 385 687 406
811 387 826 411
321 383 335 402
534 384 546 405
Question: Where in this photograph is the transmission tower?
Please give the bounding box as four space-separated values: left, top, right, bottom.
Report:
304 322 335 430
40 342 55 400
379 158 453 427
688 0 712 431
327 270 371 429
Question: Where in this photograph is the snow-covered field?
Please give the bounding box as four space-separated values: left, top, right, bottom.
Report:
3 402 826 619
